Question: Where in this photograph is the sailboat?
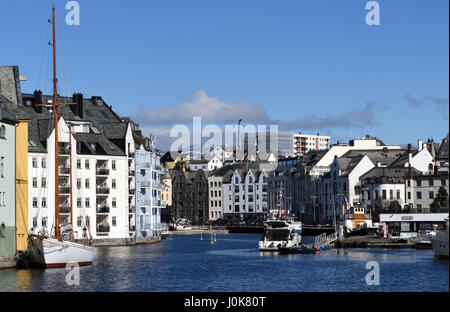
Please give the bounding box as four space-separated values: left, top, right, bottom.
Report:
26 7 95 268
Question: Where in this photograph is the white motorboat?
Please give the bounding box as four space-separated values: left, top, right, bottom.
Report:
259 211 302 251
428 218 449 259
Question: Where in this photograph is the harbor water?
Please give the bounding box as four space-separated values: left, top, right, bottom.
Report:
0 234 448 292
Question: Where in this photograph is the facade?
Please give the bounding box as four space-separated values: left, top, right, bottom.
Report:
405 172 449 212
171 169 209 224
0 105 18 268
221 164 269 220
293 133 330 157
208 175 224 221
188 156 223 172
160 168 172 223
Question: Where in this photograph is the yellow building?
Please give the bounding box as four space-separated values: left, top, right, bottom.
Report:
15 119 29 252
161 170 172 207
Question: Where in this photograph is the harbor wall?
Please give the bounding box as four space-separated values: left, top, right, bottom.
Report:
93 236 162 246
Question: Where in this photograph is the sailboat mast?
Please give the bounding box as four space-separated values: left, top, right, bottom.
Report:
51 7 61 239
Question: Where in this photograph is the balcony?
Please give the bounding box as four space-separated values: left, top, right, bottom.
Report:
96 187 110 195
96 225 110 233
140 181 150 188
58 167 70 175
59 186 70 194
96 168 110 176
96 206 110 214
59 206 71 214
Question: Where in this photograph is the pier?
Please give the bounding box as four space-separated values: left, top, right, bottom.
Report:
334 235 412 249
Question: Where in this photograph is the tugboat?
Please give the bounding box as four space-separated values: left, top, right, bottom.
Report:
258 210 302 252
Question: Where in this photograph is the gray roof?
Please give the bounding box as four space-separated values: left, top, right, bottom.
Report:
0 102 19 124
360 167 417 184
436 140 448 160
342 149 405 167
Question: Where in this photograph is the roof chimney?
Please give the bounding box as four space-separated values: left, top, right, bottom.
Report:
72 93 84 119
418 140 423 151
33 90 43 113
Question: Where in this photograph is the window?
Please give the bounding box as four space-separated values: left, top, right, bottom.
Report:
32 178 37 188
375 190 379 199
85 179 90 189
112 198 117 208
112 179 116 188
407 180 410 187
32 217 37 227
416 180 422 187
382 190 386 200
85 198 90 208
112 216 117 226
41 158 46 168
77 178 81 189
408 192 411 200
32 157 38 168
86 216 90 227
0 157 5 178
41 197 47 208
429 179 434 187
85 160 90 169
77 159 81 169
77 217 82 227
0 125 5 139
442 179 447 186
77 198 82 208
397 190 400 200
429 191 434 199
416 192 422 199
33 197 38 208
41 178 47 188
389 190 393 200
42 217 47 228
112 160 116 170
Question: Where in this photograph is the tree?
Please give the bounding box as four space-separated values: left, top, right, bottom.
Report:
431 187 449 211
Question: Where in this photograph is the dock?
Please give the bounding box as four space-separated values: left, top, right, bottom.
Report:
334 235 412 249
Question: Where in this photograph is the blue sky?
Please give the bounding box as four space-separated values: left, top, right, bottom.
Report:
1 0 448 150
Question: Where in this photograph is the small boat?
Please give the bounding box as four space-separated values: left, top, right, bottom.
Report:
428 219 449 259
410 231 433 249
258 210 302 252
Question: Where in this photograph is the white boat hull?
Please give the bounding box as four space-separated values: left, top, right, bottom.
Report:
28 236 95 268
428 231 449 259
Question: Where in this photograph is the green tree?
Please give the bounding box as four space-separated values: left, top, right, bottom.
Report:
430 186 448 211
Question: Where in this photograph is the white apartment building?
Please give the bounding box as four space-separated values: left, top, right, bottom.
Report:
293 133 330 157
222 165 269 220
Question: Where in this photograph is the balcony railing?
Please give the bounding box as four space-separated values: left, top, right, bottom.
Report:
59 186 70 194
96 168 110 175
59 206 70 214
96 187 110 195
140 181 150 188
96 206 110 214
58 167 70 175
96 225 110 233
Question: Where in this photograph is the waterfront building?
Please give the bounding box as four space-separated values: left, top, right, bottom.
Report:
208 174 224 221
379 212 448 239
171 169 209 224
293 132 330 157
160 168 172 223
220 163 269 221
0 103 19 268
267 157 300 214
404 172 449 212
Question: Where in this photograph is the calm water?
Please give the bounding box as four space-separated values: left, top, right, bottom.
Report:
0 234 448 292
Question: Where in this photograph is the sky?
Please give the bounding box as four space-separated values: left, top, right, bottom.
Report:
1 0 448 151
